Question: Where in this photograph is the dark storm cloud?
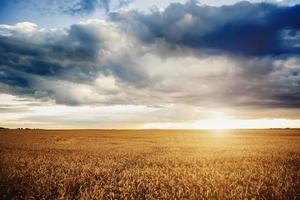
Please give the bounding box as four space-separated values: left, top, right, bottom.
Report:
0 24 100 80
0 22 106 103
0 67 29 87
110 1 300 56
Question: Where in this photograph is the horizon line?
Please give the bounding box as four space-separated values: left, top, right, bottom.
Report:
2 127 300 131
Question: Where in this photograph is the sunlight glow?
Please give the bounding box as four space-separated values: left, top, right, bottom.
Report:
1 94 300 129
191 112 300 129
142 112 300 130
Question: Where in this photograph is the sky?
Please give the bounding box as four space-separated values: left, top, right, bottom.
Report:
0 0 300 129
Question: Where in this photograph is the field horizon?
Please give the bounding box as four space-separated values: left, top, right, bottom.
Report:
2 127 300 131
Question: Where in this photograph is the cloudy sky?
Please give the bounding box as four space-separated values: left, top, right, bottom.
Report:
0 0 300 129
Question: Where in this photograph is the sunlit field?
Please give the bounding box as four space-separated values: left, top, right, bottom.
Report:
1 129 300 199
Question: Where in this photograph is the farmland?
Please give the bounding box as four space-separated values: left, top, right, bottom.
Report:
0 129 300 199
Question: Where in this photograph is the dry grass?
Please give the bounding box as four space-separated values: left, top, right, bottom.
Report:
0 129 300 200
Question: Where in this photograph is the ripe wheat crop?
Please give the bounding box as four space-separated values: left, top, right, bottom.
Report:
0 129 300 199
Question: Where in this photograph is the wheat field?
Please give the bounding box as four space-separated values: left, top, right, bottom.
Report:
0 129 300 200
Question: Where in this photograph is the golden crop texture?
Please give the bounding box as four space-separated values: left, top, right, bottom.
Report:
0 129 300 199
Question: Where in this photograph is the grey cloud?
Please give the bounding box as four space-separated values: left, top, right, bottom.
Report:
0 22 109 104
110 1 300 56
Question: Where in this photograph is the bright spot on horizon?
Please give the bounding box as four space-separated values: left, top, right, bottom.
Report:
142 111 300 130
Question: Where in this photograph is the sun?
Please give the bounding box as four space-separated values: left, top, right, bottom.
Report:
192 112 236 130
190 111 300 130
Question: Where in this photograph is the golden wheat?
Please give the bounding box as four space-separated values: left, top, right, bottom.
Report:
0 129 300 199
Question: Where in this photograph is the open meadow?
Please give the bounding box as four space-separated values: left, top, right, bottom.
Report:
0 129 300 200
